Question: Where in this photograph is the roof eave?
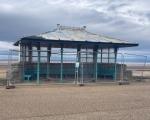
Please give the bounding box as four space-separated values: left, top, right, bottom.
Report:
14 40 20 46
14 37 139 49
117 43 139 48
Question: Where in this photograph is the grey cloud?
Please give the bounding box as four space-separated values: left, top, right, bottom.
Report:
0 0 150 53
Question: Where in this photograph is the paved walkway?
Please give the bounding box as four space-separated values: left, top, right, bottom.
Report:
0 83 150 120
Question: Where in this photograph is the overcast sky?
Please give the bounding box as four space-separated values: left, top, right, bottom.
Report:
0 0 150 54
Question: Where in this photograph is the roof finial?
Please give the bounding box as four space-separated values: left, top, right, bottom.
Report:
83 26 86 30
57 24 60 30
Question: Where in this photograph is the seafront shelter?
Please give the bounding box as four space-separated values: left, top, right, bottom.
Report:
14 24 138 84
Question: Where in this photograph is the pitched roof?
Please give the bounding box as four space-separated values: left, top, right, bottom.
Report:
36 25 134 44
14 25 138 47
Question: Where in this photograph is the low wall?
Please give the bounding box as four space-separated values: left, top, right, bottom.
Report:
10 63 131 82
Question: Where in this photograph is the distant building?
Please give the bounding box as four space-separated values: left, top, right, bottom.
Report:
14 24 138 84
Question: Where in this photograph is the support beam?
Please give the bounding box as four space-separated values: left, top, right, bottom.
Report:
18 41 21 62
23 45 26 81
47 44 51 79
77 45 81 83
77 45 81 63
60 45 63 82
86 47 88 63
20 45 23 62
37 43 40 84
28 43 32 63
93 45 98 82
108 48 110 63
24 45 27 62
114 47 118 81
20 42 25 81
101 48 102 63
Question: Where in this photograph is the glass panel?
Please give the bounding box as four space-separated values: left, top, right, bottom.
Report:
109 53 115 58
40 57 47 63
32 46 38 57
109 48 115 59
32 46 38 62
51 48 61 63
109 48 114 53
102 49 108 63
63 48 77 63
32 57 38 62
41 47 47 57
109 59 115 63
81 49 86 62
102 58 108 63
97 49 102 63
26 57 29 62
80 48 93 63
102 48 108 54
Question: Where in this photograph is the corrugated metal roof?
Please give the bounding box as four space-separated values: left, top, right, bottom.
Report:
14 25 138 47
33 25 135 44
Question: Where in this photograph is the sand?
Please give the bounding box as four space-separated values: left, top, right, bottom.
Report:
0 83 150 120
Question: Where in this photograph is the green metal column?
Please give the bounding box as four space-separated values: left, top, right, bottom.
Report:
18 41 21 62
101 48 102 63
20 42 25 81
37 43 40 84
93 45 98 82
77 45 81 83
27 43 32 82
28 43 32 63
47 45 51 79
60 45 63 82
23 45 26 81
86 47 87 63
108 48 110 63
24 45 26 62
114 48 118 81
77 45 81 63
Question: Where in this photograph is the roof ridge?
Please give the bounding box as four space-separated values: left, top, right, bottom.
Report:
58 25 86 31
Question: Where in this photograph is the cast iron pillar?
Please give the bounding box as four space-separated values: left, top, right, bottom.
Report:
18 41 21 62
100 48 102 63
47 44 51 79
114 47 118 81
93 45 98 82
60 45 63 82
77 45 81 84
108 48 110 63
86 47 88 63
77 45 81 63
28 43 32 63
20 42 25 81
37 43 40 84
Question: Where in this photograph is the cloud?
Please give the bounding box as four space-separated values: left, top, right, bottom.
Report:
0 41 18 50
0 3 14 13
0 0 150 53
